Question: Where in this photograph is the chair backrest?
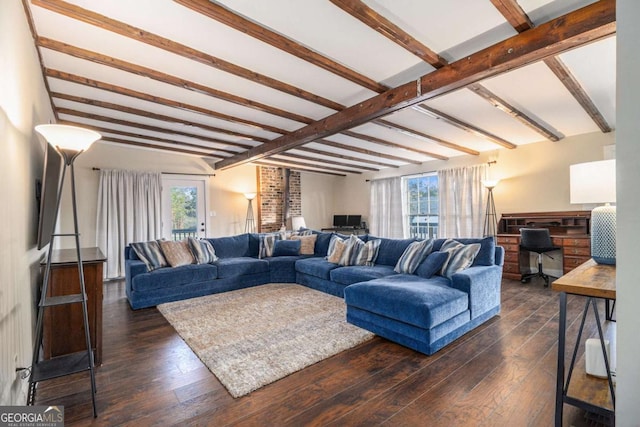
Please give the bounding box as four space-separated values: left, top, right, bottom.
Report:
520 228 553 249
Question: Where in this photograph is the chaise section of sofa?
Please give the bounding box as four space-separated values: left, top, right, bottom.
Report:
344 237 504 355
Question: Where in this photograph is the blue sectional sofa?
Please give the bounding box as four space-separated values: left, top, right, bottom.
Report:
125 231 503 355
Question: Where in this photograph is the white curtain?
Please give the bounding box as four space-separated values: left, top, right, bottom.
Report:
438 164 487 238
96 169 162 279
369 176 405 238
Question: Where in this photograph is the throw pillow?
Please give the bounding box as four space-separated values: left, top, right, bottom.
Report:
259 233 280 259
353 238 382 266
159 240 195 267
394 238 434 274
130 240 168 271
327 238 346 264
289 234 317 255
339 234 365 266
187 237 218 264
415 251 449 279
272 239 301 257
439 239 482 278
326 235 344 260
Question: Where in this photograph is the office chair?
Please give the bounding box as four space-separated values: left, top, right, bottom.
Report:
519 228 561 287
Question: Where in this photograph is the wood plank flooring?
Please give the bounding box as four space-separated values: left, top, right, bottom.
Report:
34 278 615 426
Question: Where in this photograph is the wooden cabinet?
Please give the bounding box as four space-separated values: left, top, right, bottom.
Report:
41 247 106 365
497 211 591 280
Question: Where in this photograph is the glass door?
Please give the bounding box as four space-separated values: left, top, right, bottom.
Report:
162 177 207 240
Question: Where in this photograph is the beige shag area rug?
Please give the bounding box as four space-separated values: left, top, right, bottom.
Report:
157 283 374 398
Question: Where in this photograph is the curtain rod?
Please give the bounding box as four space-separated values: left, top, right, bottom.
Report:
92 167 215 177
365 160 496 182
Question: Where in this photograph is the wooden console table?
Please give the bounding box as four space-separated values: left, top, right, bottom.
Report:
552 259 615 426
41 247 106 365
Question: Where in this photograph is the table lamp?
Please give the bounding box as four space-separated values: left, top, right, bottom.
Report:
570 159 616 265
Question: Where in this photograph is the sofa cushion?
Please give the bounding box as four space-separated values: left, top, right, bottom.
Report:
394 238 434 274
345 276 468 329
327 236 346 263
439 240 482 278
131 263 218 292
187 237 218 264
415 251 450 279
214 257 269 278
257 233 280 258
295 257 340 280
312 231 334 257
130 240 168 271
208 234 252 258
288 234 317 255
159 240 195 267
434 237 495 266
273 239 301 256
330 264 397 286
339 235 365 266
370 237 416 267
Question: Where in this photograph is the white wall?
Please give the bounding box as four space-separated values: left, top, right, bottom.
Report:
335 131 615 225
300 173 340 229
0 1 55 404
615 0 640 423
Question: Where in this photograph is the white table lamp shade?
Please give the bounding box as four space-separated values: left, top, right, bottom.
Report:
569 159 616 265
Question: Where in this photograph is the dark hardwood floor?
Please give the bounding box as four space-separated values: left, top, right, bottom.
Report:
34 277 615 426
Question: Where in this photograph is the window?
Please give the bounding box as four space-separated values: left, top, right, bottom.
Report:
403 173 438 239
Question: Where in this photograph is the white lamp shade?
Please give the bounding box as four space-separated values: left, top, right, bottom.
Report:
35 124 101 152
570 159 616 204
244 192 257 200
482 179 500 189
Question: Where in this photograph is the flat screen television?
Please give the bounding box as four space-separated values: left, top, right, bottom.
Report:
347 215 361 227
36 142 64 250
333 215 348 227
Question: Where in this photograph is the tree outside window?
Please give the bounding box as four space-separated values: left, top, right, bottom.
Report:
171 186 197 238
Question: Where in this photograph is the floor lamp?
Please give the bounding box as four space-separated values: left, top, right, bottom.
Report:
244 192 256 233
483 180 499 239
29 124 101 417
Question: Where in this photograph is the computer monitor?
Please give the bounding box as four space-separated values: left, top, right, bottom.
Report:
333 215 348 227
347 215 361 227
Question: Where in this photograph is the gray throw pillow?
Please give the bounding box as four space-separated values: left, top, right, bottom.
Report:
439 239 482 278
394 238 434 274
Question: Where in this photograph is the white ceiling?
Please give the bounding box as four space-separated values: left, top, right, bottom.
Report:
26 0 616 176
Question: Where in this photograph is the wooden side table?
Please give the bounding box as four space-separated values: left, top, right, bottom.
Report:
41 247 106 365
552 259 615 426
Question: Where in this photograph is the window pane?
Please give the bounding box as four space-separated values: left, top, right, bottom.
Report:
170 186 198 240
404 174 438 239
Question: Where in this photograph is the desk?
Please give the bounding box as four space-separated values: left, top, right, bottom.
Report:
41 247 106 365
552 259 615 426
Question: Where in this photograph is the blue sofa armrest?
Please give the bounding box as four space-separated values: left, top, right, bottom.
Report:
450 265 502 319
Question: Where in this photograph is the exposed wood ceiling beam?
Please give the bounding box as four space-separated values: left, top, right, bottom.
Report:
342 130 449 160
45 68 288 138
280 152 378 172
102 135 221 158
411 104 517 149
52 92 261 147
296 146 399 168
467 83 562 141
272 154 365 174
174 0 387 93
373 120 479 155
328 0 447 69
60 121 238 156
491 0 612 133
543 56 612 132
332 0 555 147
253 161 346 177
317 139 422 165
38 37 314 125
259 157 355 175
32 0 345 111
489 0 534 33
214 0 615 169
